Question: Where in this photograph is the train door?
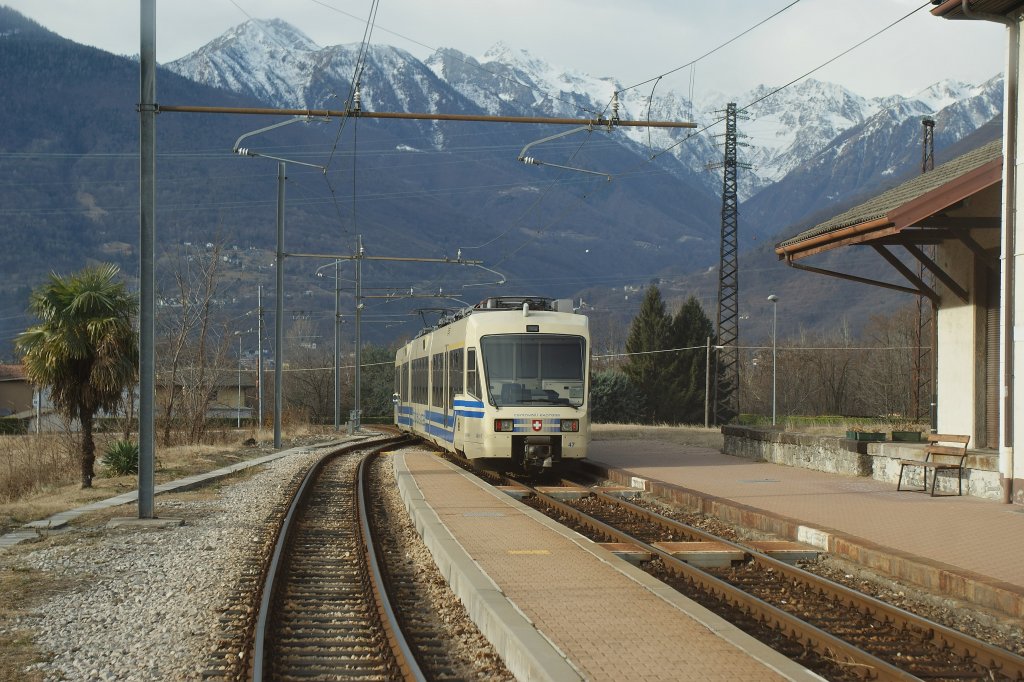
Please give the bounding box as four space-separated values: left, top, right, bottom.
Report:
448 347 463 449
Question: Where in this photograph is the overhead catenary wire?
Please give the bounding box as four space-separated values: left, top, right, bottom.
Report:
616 0 803 96
646 1 933 164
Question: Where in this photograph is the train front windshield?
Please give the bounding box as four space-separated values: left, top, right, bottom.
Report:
481 334 586 407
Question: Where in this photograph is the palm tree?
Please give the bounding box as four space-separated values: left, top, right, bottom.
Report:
16 264 139 488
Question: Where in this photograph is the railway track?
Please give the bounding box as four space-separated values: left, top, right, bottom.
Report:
513 479 1024 681
251 436 419 680
237 435 512 681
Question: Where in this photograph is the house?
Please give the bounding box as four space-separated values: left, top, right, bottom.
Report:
775 0 1024 505
156 374 258 422
0 364 32 418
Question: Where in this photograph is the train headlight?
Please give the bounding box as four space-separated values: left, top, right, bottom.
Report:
560 419 579 432
494 419 515 432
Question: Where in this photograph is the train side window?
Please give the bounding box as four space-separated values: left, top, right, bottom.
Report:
448 348 463 409
412 356 427 404
431 353 445 407
400 361 409 401
467 349 480 399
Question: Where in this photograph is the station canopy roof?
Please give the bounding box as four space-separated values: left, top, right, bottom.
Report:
774 139 1002 302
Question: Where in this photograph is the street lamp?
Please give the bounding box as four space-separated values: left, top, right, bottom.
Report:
767 294 779 426
235 329 257 429
315 260 344 431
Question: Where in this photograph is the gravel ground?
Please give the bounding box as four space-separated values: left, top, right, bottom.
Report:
1 442 327 681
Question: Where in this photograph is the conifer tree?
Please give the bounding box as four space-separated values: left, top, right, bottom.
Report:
623 286 673 423
666 296 715 424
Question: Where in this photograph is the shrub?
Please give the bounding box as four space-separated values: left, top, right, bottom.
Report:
591 371 645 424
101 439 139 476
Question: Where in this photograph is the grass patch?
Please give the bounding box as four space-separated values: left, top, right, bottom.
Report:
591 423 724 449
0 426 343 536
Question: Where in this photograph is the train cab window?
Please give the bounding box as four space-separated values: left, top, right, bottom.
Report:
481 334 586 407
467 349 480 399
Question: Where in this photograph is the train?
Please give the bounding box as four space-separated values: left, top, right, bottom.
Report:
394 295 590 473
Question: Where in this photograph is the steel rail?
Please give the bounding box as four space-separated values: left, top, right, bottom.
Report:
250 435 409 681
357 441 426 682
592 489 1024 681
527 485 917 681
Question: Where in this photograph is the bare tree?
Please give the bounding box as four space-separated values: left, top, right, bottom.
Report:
281 318 334 424
859 305 917 418
156 242 231 445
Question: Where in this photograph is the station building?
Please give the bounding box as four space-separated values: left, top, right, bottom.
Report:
775 0 1024 504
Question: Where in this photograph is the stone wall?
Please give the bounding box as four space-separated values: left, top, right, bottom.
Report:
722 426 1002 501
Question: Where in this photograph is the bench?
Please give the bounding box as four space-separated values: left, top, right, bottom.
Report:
896 433 970 496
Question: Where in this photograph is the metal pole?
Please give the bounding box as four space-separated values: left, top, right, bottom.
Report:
772 305 777 426
137 0 156 519
354 235 363 432
705 336 712 429
257 284 264 429
274 162 284 448
237 335 242 429
768 294 779 426
334 260 340 431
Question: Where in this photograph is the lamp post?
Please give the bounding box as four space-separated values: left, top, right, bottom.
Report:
315 260 343 431
767 294 779 426
236 334 242 428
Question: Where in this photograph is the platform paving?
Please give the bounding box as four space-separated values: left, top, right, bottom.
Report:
586 439 1024 619
394 450 821 682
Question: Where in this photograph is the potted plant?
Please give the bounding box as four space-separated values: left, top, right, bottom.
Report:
890 420 924 442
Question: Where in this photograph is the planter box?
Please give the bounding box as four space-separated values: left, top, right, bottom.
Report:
851 431 885 442
891 430 923 442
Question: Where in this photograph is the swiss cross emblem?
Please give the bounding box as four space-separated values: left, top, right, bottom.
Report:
532 419 543 431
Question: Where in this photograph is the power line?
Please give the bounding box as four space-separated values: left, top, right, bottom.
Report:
617 1 803 96
648 1 933 163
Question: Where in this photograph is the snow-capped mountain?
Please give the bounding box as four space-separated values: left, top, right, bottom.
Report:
167 18 1001 217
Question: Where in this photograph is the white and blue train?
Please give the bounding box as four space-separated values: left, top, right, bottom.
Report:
394 296 590 473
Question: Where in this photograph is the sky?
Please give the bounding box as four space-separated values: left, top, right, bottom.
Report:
1 0 1011 100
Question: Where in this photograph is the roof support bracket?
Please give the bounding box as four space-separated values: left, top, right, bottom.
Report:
785 259 936 301
899 242 970 303
956 232 1000 272
871 245 943 302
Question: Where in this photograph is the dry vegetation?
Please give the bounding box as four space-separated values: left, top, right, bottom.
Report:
0 424 345 536
591 423 725 449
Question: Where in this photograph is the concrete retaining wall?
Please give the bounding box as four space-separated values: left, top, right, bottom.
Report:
722 426 1001 501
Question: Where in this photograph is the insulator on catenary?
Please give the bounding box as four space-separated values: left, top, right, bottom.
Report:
520 156 539 165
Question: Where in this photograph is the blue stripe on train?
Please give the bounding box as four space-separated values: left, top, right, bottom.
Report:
454 399 484 419
425 422 455 443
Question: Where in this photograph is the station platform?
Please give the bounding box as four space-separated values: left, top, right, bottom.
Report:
585 439 1024 621
393 450 820 682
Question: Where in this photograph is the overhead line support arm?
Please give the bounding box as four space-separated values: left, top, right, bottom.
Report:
157 104 697 128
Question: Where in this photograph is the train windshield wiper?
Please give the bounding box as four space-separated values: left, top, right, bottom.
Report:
522 397 578 410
